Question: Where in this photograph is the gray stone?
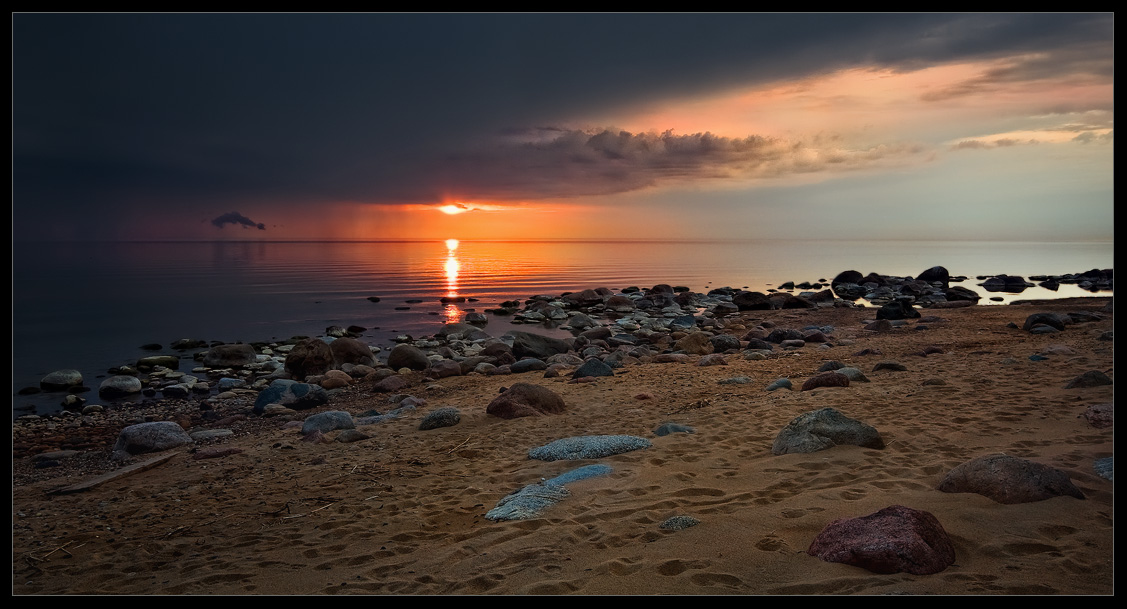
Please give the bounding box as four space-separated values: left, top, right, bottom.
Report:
301 410 355 435
418 407 461 430
112 421 193 460
529 435 652 461
772 407 884 455
936 453 1085 504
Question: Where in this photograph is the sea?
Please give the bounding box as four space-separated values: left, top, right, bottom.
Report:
11 239 1114 419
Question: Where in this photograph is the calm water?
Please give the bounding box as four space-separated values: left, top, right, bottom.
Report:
12 239 1113 418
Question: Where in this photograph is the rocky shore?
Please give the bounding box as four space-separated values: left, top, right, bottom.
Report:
13 266 1114 595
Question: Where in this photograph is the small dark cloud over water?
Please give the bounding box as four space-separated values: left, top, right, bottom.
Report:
212 211 266 230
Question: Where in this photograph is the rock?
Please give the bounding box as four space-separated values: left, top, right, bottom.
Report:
1082 403 1113 428
1064 370 1112 388
771 407 884 455
283 338 334 378
1093 457 1113 481
673 331 714 355
807 505 955 575
387 344 431 371
252 379 329 414
111 421 193 460
654 422 695 436
876 299 920 320
697 353 728 366
917 266 951 286
872 361 908 372
508 331 573 361
1022 312 1070 332
572 358 614 379
98 375 143 398
485 464 613 521
371 374 410 393
136 355 180 370
529 435 652 461
936 453 1085 503
801 372 850 391
418 407 461 430
301 411 355 435
765 378 792 391
659 515 701 531
329 336 377 368
425 359 463 379
835 367 870 382
203 343 258 368
40 369 83 391
486 382 566 419
510 358 548 373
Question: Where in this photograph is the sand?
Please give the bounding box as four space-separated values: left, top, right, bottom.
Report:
12 300 1114 595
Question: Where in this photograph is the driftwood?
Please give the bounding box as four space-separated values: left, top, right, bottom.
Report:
46 452 179 496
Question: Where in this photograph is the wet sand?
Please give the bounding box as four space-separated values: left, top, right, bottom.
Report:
12 300 1113 595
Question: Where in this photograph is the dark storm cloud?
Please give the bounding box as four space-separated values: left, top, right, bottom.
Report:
434 128 928 199
12 12 1113 235
211 212 266 230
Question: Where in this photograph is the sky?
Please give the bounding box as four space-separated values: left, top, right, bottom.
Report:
12 13 1114 242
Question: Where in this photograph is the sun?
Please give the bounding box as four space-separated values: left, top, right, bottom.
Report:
439 204 468 215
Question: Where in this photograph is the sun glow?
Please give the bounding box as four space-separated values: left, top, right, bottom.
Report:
440 204 469 215
446 238 459 251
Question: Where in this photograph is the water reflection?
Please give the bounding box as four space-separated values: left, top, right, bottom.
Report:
443 239 462 323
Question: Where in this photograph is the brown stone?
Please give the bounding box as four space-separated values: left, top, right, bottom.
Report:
486 382 566 419
936 453 1085 504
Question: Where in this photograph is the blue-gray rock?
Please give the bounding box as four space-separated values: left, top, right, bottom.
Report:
772 407 884 455
301 410 355 435
112 421 193 460
418 407 461 430
485 464 613 521
835 367 870 382
659 515 700 531
137 355 180 370
510 358 549 373
765 378 792 391
253 379 329 414
654 422 695 436
99 375 143 398
1093 457 1113 481
573 358 614 379
40 369 83 391
529 435 652 461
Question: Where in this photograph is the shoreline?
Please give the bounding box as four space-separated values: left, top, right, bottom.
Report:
13 295 1113 595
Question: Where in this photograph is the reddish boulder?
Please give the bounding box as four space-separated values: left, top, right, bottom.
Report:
1083 403 1113 428
807 505 955 575
936 453 1085 503
486 382 566 419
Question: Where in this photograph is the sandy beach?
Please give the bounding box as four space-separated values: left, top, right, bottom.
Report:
12 299 1113 595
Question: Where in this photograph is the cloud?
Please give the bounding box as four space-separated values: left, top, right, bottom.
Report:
432 128 930 200
211 211 266 230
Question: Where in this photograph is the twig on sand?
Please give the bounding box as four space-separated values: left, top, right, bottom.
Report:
24 540 74 564
282 502 337 519
445 438 470 454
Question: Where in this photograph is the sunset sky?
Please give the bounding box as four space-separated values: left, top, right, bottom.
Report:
13 13 1113 242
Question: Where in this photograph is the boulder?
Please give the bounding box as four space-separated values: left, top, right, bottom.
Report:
98 375 143 398
418 407 461 430
1064 370 1112 388
674 331 714 355
528 435 652 461
572 358 614 379
40 369 83 391
203 343 258 368
284 338 334 378
508 331 573 361
329 337 377 368
771 407 884 455
486 382 566 419
111 421 193 460
807 505 956 575
387 344 431 371
301 410 355 435
801 372 850 391
252 379 329 414
936 453 1085 503
917 266 951 286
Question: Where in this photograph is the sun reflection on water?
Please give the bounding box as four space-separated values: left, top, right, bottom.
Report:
443 239 462 323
